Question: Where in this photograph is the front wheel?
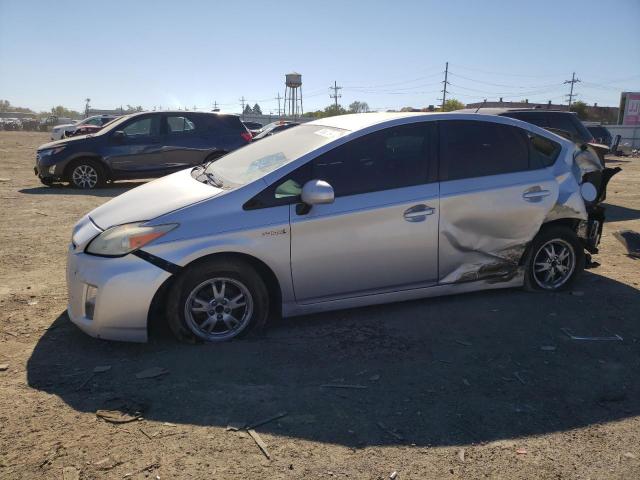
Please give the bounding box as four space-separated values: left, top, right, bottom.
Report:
167 258 269 343
525 226 585 291
69 160 105 189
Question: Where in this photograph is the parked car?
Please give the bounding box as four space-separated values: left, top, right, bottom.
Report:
66 116 119 138
252 121 299 140
51 115 117 140
35 111 252 188
584 124 613 146
65 112 618 343
242 121 263 135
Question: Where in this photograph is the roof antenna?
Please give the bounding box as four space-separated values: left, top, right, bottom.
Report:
475 99 487 114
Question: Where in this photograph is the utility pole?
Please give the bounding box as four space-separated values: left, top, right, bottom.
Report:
564 72 581 111
329 81 342 111
275 92 282 117
239 96 246 118
440 62 449 111
84 98 91 118
212 101 219 112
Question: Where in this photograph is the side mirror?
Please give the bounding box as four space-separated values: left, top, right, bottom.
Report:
112 130 126 143
301 179 334 205
297 180 334 215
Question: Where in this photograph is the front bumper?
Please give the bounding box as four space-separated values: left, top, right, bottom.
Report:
66 245 172 342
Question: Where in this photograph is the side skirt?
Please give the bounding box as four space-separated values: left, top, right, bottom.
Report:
281 274 524 318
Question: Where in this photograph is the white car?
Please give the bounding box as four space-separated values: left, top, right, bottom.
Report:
50 115 115 140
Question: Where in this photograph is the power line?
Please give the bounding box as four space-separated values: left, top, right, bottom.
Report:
564 72 581 110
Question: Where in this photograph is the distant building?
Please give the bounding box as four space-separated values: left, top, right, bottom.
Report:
465 99 618 124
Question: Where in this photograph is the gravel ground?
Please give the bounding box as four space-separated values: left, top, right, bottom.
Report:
0 131 639 479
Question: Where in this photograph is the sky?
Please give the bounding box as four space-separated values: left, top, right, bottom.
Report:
1 0 639 114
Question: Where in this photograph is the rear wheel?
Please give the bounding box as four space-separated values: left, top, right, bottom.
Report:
525 226 584 291
167 258 269 343
68 159 105 189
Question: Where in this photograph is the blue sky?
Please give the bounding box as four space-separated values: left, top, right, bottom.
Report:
1 0 639 114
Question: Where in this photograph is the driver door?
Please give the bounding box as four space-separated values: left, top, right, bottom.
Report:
107 115 163 175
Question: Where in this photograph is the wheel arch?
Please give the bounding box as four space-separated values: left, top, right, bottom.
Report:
147 251 283 338
63 154 111 181
518 218 581 266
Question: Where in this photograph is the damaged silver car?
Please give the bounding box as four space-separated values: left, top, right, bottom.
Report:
66 112 619 343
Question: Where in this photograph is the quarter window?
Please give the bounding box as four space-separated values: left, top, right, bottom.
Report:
439 120 530 180
167 115 196 134
312 123 432 197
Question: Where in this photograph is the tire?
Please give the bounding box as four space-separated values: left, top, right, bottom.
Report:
67 159 105 189
524 225 585 291
39 177 53 186
167 258 269 343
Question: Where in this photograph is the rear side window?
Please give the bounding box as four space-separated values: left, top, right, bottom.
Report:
312 122 433 197
528 134 561 168
167 115 196 134
546 113 581 139
439 120 530 180
202 114 245 131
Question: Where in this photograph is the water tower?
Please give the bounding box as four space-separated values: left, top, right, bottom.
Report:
283 72 303 119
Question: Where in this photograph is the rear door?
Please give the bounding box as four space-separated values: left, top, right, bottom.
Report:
437 119 558 284
289 122 440 303
159 114 204 170
106 115 163 175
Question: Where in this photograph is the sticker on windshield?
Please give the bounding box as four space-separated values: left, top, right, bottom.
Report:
314 128 345 140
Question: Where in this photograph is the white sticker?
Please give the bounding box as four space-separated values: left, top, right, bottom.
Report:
314 128 345 140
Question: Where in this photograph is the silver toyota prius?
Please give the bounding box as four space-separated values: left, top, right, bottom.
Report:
66 112 615 343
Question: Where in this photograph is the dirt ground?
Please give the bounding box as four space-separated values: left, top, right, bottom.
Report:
0 131 639 480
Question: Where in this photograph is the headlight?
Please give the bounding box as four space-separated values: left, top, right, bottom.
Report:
39 146 66 157
85 222 178 257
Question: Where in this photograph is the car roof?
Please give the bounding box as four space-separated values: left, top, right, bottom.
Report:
309 112 438 131
455 107 578 116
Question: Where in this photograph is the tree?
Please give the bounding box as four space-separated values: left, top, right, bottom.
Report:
252 103 262 115
348 101 370 113
441 99 465 112
243 104 253 115
50 105 81 119
571 101 588 120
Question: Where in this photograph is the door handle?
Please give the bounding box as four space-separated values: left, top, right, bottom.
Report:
403 204 435 222
522 188 551 202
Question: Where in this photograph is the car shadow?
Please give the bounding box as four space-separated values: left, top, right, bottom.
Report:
19 181 149 197
603 203 640 222
26 271 640 448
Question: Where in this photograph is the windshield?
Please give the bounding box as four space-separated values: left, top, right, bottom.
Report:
93 113 136 135
204 124 347 187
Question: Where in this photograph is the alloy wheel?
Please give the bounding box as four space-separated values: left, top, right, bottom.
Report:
72 164 98 189
532 238 576 290
184 277 254 341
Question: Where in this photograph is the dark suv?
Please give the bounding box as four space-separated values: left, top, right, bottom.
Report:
35 111 252 189
458 108 595 144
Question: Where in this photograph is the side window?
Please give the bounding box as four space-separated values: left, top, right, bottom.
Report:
528 134 561 169
243 163 311 210
440 120 530 180
503 112 548 128
87 117 102 126
167 115 196 134
122 117 158 137
548 114 579 139
312 123 431 197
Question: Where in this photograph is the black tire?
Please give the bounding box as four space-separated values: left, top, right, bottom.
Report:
166 258 269 343
67 159 105 189
524 225 585 292
39 177 54 186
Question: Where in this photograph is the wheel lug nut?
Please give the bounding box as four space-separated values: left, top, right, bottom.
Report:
217 314 223 319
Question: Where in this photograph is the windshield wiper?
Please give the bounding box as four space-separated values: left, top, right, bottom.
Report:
204 171 224 188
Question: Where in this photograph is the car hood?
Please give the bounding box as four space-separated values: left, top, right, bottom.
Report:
89 169 223 230
52 123 75 130
37 134 97 151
